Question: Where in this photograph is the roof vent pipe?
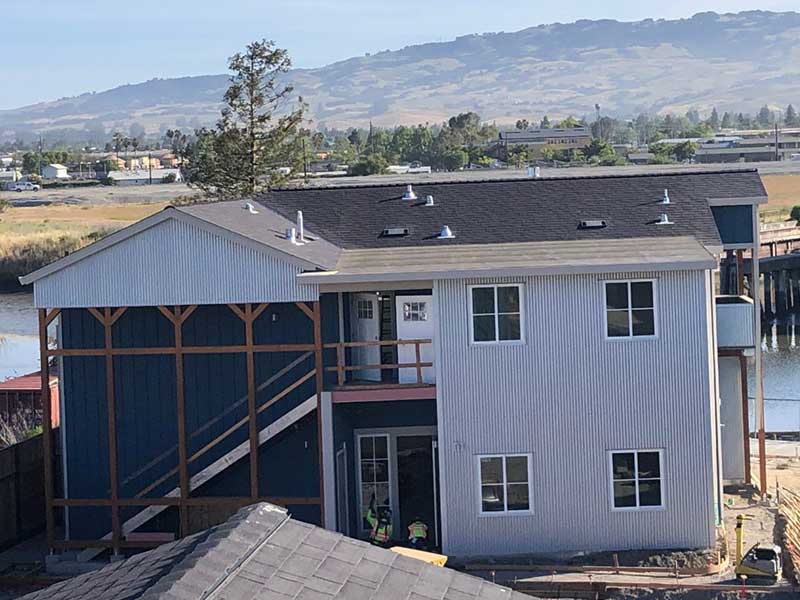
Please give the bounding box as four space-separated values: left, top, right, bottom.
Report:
526 166 541 178
656 213 673 225
662 189 670 205
425 195 435 206
244 201 259 214
297 210 305 242
286 227 298 244
402 184 417 201
438 225 455 239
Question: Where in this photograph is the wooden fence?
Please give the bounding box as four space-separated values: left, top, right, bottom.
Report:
0 434 45 550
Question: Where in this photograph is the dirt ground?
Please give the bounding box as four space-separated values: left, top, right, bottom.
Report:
761 174 800 209
0 182 196 206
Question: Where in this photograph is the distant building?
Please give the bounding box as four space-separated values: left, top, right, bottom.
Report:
42 163 69 179
0 168 21 183
626 151 655 165
499 126 592 158
106 168 182 186
386 164 433 175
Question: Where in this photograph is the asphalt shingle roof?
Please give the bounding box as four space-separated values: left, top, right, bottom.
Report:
257 170 765 251
21 504 531 600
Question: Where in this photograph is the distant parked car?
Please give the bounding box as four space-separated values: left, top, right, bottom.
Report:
13 182 40 192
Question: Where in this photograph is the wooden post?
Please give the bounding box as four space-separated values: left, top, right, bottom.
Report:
739 354 751 485
736 250 744 296
158 305 192 537
336 344 345 386
312 301 325 526
415 341 423 384
244 304 259 500
38 309 55 552
100 307 122 555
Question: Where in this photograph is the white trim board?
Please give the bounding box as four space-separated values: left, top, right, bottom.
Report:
77 396 317 562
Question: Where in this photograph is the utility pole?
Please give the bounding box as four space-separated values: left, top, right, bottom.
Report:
148 151 153 184
302 137 308 182
38 135 44 178
775 123 780 161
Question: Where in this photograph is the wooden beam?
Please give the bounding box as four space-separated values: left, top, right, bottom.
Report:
157 305 177 323
227 303 247 322
46 342 316 357
245 304 259 500
44 308 60 327
296 301 314 321
109 307 128 326
87 307 105 324
172 306 189 537
179 305 197 324
38 309 55 552
313 300 325 526
252 303 269 321
102 307 122 555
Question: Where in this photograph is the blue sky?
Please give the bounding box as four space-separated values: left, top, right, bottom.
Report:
1 1 796 109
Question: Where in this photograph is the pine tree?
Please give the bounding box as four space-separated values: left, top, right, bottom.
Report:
757 105 772 128
786 104 798 127
720 112 733 130
708 107 720 130
182 39 306 199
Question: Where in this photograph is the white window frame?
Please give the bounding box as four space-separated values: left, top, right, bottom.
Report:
356 433 392 532
603 279 658 341
607 449 665 512
356 299 374 320
467 284 525 345
476 453 534 516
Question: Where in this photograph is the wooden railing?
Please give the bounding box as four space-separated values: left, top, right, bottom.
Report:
322 339 433 386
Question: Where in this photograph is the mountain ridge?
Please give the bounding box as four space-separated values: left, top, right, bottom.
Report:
2 10 800 140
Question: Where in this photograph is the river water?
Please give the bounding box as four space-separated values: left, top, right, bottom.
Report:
0 293 798 431
0 293 39 381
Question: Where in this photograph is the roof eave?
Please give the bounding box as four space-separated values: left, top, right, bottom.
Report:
297 258 718 285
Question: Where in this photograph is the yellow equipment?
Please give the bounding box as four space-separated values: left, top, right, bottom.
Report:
734 514 782 581
391 546 448 566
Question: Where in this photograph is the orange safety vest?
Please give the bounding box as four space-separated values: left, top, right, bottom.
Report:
408 521 428 539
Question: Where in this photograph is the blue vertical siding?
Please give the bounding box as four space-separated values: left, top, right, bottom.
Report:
60 295 342 539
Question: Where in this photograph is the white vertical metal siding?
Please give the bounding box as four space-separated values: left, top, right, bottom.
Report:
33 218 319 307
434 270 718 556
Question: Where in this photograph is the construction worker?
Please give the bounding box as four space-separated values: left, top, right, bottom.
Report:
365 494 392 547
407 517 428 550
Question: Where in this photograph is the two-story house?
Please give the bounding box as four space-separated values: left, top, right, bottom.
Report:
20 169 766 560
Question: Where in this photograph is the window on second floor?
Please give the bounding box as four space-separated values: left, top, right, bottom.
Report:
469 284 523 344
605 280 656 338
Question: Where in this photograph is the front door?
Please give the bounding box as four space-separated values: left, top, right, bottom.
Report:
397 434 437 548
395 295 434 384
350 293 381 381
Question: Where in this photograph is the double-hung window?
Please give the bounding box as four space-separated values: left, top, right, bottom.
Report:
470 284 523 343
478 454 532 514
609 450 664 510
605 280 656 338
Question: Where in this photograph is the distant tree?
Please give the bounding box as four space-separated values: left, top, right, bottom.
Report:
347 129 365 156
708 107 720 130
672 140 697 162
786 104 798 127
348 153 388 176
165 129 188 154
584 138 615 161
21 152 39 174
440 148 468 171
556 116 580 129
721 111 734 129
757 105 772 128
507 146 529 168
311 131 325 151
685 109 700 126
540 146 557 162
539 116 552 129
515 119 529 130
161 172 177 183
111 131 125 154
182 39 306 198
591 116 618 142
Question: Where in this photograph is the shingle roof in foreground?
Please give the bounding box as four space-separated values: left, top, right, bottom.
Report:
21 504 532 600
257 170 765 250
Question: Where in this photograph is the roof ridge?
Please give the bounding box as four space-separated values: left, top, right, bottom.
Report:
262 168 760 193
